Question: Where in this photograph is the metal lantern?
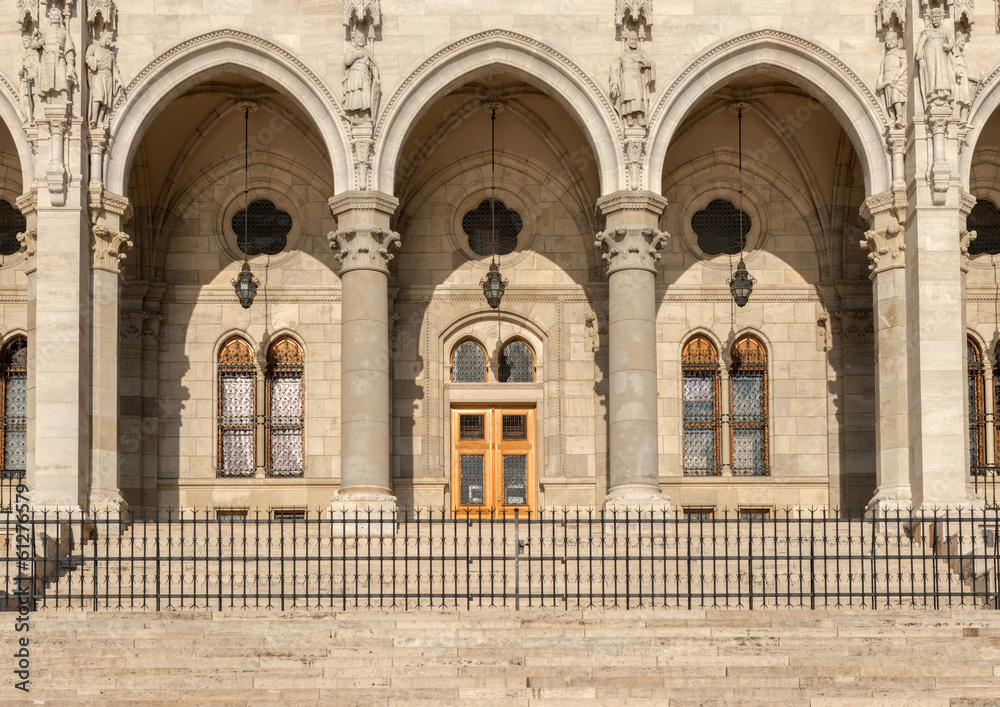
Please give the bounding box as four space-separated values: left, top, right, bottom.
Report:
480 261 508 310
728 259 755 308
233 261 260 309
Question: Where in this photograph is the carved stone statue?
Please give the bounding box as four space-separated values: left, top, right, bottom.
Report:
915 6 955 109
31 7 77 103
610 30 655 128
86 31 123 129
343 31 380 126
18 34 40 126
877 30 907 129
954 31 972 122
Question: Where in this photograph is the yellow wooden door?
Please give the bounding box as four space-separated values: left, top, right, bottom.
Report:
451 407 536 518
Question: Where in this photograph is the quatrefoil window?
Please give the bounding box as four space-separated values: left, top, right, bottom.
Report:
967 199 1000 256
691 199 751 257
232 199 293 256
462 198 522 257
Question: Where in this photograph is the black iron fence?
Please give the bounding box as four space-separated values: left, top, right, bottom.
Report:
973 467 1000 510
2 507 999 611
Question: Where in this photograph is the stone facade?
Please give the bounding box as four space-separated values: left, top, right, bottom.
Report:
1 1 1000 514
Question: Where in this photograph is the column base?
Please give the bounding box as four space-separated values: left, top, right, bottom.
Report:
865 487 912 536
330 490 398 537
602 485 671 537
89 491 129 516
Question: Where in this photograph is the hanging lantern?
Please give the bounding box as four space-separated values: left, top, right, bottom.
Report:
728 258 755 308
481 261 507 310
233 261 260 309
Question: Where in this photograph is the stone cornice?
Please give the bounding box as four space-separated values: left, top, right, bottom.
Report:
596 190 668 220
328 190 399 218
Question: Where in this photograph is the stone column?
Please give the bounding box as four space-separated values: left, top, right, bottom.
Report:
861 190 911 515
594 191 670 512
88 192 133 514
327 191 400 515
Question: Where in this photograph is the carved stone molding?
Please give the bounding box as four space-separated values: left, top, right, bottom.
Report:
92 224 133 277
859 189 907 276
596 190 668 221
594 226 668 275
328 226 400 275
119 310 145 347
584 312 607 353
351 125 374 190
650 30 889 129
860 227 906 273
375 30 624 144
328 190 399 219
831 310 875 345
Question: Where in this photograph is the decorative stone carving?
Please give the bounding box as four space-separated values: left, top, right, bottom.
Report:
624 134 645 190
953 0 975 26
954 30 972 122
344 0 381 37
615 1 652 33
86 30 124 130
92 224 133 277
19 33 40 126
926 104 953 203
16 228 37 259
916 6 955 110
831 310 875 345
610 30 654 128
32 6 77 104
877 30 907 129
584 312 607 353
142 314 165 350
17 0 40 29
860 226 906 272
328 226 401 274
87 0 117 30
120 311 146 347
594 226 668 275
344 31 380 126
352 127 373 190
877 0 906 32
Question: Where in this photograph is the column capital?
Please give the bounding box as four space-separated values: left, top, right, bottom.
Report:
328 190 399 220
596 190 668 224
960 190 978 273
860 189 907 277
328 226 401 276
15 189 38 274
594 226 669 275
92 224 133 278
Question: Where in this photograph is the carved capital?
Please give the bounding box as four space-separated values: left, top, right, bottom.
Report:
861 227 906 274
584 311 607 353
92 224 133 277
328 226 400 275
961 229 978 271
120 311 146 347
594 226 668 275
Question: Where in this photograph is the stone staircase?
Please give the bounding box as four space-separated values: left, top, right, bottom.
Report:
2 609 1000 704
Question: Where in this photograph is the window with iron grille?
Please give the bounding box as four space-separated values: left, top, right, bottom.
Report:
452 339 487 383
498 340 534 383
691 198 751 256
966 199 1000 256
969 338 987 470
682 335 721 476
266 336 304 477
0 336 26 479
218 336 256 477
0 200 26 257
462 198 522 257
232 198 292 256
730 335 769 476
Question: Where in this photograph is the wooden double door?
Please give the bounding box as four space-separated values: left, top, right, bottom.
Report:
451 406 536 517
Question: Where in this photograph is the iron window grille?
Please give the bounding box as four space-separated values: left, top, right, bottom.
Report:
691 198 751 256
452 339 487 383
0 336 26 511
970 338 987 469
265 337 305 478
462 198 522 257
498 340 534 383
966 198 1000 256
682 335 721 476
232 198 292 256
730 335 769 476
217 337 256 477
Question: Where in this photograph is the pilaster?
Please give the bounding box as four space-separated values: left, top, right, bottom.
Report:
594 191 670 513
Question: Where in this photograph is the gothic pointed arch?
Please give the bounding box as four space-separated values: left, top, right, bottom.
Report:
0 69 33 187
962 66 1000 184
106 30 351 197
373 30 623 195
646 30 891 195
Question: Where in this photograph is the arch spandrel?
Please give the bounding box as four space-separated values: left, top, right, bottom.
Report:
962 69 1000 185
0 70 34 188
647 31 891 196
374 30 624 196
106 31 351 197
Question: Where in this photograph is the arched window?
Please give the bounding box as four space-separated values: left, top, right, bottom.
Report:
499 340 534 383
218 336 256 477
266 337 305 477
682 335 721 476
730 335 769 476
0 337 26 479
969 338 987 470
452 340 487 383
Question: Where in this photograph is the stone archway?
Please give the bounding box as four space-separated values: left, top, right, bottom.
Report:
373 29 624 195
106 30 352 197
646 30 891 196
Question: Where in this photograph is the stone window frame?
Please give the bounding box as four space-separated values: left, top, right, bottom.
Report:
216 331 309 479
0 334 27 479
217 187 303 267
677 186 769 266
